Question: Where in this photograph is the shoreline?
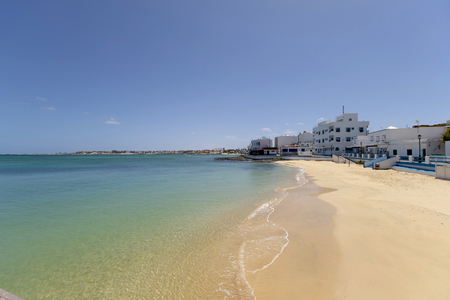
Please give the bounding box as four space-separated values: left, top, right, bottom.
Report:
249 160 450 299
246 177 340 299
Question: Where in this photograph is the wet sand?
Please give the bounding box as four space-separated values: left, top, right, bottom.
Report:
247 180 339 299
249 160 450 300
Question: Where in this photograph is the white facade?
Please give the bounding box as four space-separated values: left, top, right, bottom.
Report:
353 126 446 157
299 132 314 144
312 113 369 156
275 135 298 148
275 132 314 155
249 137 272 150
264 148 278 155
280 146 312 156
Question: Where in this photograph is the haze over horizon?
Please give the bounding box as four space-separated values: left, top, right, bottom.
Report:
1 1 449 153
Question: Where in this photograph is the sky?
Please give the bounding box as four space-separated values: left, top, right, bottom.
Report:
1 0 449 153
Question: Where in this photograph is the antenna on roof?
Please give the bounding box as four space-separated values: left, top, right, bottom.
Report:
342 106 344 114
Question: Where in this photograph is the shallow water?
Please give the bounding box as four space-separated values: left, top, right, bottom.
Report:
0 154 303 299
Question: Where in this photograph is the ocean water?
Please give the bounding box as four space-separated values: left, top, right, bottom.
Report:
0 154 304 299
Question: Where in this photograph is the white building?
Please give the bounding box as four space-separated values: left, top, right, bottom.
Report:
275 135 298 148
249 137 272 151
294 131 314 155
298 131 314 145
312 113 369 156
280 145 312 156
353 125 447 157
276 132 314 156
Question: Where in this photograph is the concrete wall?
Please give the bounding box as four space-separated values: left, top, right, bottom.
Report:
332 154 347 163
436 165 450 180
373 156 400 170
447 141 450 157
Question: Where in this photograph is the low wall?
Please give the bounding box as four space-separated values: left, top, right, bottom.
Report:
436 165 450 180
282 156 332 161
396 162 435 172
332 155 347 163
243 155 332 161
373 156 400 170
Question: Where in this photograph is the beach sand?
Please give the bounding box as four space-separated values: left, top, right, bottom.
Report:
248 160 450 300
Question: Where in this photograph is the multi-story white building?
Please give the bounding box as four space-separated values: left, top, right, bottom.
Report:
353 124 447 157
312 113 369 156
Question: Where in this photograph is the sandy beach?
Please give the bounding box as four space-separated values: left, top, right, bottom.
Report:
248 160 450 300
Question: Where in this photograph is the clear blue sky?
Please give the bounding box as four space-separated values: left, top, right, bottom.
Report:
1 0 449 153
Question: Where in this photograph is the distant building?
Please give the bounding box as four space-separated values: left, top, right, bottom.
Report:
298 131 314 145
211 148 223 154
275 135 298 148
312 113 369 156
249 137 272 151
280 145 312 156
274 132 314 156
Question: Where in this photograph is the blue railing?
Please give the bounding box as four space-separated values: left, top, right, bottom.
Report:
413 156 426 163
430 156 450 166
399 156 427 163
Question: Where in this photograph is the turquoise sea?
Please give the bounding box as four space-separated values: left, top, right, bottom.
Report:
0 154 304 299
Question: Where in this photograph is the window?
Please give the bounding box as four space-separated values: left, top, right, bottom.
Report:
346 137 351 142
393 149 398 155
359 127 364 133
352 127 354 130
346 127 351 132
325 129 328 133
376 136 380 142
382 135 386 141
349 118 353 121
335 147 340 151
370 136 374 142
336 137 341 142
322 139 324 143
407 149 412 155
336 127 341 132
329 126 334 132
322 130 324 134
325 138 328 141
